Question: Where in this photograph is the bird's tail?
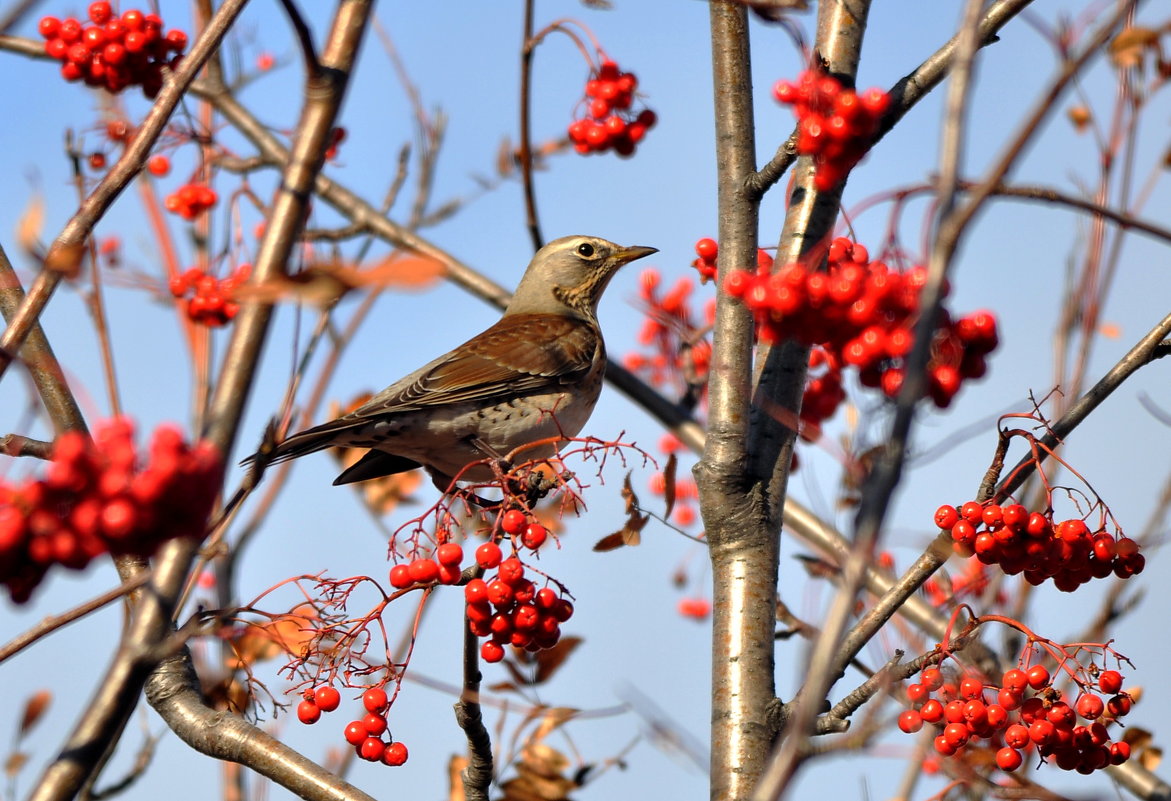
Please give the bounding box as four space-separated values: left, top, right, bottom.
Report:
242 416 364 469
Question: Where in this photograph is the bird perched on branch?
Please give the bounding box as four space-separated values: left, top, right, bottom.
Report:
253 235 656 489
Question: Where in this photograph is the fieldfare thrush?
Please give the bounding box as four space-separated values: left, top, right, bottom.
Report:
257 235 656 488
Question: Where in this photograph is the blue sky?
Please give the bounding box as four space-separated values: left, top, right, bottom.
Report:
2 1 1170 799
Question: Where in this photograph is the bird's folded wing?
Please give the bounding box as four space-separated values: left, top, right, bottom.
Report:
356 313 600 413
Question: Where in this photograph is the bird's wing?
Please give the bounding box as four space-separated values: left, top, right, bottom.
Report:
355 312 600 412
257 314 599 464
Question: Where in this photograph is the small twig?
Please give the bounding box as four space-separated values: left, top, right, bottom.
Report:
0 573 151 664
455 604 494 801
518 0 544 251
0 433 54 459
275 0 321 77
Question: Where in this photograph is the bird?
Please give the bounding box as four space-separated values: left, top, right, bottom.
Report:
254 235 657 489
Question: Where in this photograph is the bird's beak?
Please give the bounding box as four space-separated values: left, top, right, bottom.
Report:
612 245 658 266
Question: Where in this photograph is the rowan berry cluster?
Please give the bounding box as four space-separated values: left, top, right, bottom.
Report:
898 662 1134 775
168 264 250 328
164 183 218 220
38 3 187 97
772 69 889 190
725 236 998 408
297 686 409 767
0 419 222 603
623 268 714 399
567 60 656 157
934 501 1144 592
464 510 569 662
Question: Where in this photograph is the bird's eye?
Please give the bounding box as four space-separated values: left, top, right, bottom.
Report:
576 242 595 258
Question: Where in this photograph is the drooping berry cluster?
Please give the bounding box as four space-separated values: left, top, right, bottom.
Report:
462 510 571 663
164 183 218 220
297 686 409 767
725 236 998 408
934 502 1144 592
168 264 250 328
567 60 656 157
623 268 714 402
899 663 1134 775
38 3 187 98
0 419 222 603
772 69 889 190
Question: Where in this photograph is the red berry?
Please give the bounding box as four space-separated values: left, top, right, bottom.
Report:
942 723 970 747
362 712 387 736
147 154 170 176
297 700 321 724
389 564 412 589
497 557 525 585
1005 723 1030 749
1098 670 1123 695
919 699 944 723
1077 694 1105 721
88 2 112 24
359 736 385 761
1002 668 1028 693
407 558 438 584
362 687 389 713
501 509 527 535
934 505 959 530
476 541 503 568
314 686 341 712
905 683 928 703
521 523 548 550
343 721 367 746
1026 665 1050 690
436 542 463 567
996 746 1023 772
481 641 504 663
382 741 409 766
897 709 923 733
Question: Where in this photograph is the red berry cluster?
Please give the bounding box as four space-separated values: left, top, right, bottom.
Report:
567 60 656 157
689 237 774 284
898 664 1134 774
169 264 250 328
38 3 187 98
934 502 1144 592
297 686 409 767
164 183 218 219
623 269 714 394
458 509 572 663
772 69 889 190
725 237 999 408
677 597 711 620
0 419 222 603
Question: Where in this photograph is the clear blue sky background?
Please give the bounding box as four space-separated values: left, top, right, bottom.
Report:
2 1 1170 799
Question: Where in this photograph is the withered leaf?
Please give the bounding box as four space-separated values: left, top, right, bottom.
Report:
227 605 318 668
533 637 582 685
4 752 28 778
1108 26 1160 70
16 193 44 255
487 680 520 694
1140 746 1163 772
448 755 468 801
592 531 628 552
663 453 677 518
18 690 51 736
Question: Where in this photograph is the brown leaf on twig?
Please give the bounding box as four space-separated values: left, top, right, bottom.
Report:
227 605 318 668
1066 105 1092 132
234 253 444 307
448 755 468 801
533 637 582 685
594 474 649 550
16 194 44 254
663 453 677 518
18 690 51 736
1108 26 1161 70
4 752 28 778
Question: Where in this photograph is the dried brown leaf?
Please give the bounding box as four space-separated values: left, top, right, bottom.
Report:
663 453 677 518
621 471 639 516
592 531 628 552
4 752 28 778
235 254 444 307
497 137 515 177
529 708 580 745
18 690 51 736
1108 26 1160 69
533 637 582 685
16 194 43 253
1141 746 1163 772
1123 725 1153 750
448 755 468 801
227 605 318 668
487 680 520 694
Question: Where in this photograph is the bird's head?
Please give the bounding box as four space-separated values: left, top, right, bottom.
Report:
506 235 657 319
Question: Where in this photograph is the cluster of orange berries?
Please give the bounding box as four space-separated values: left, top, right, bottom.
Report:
164 183 218 220
898 663 1134 775
0 419 221 603
689 237 774 284
297 686 408 766
725 237 998 408
623 267 714 397
935 501 1144 592
772 69 889 190
567 60 656 157
168 264 250 328
38 3 186 97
